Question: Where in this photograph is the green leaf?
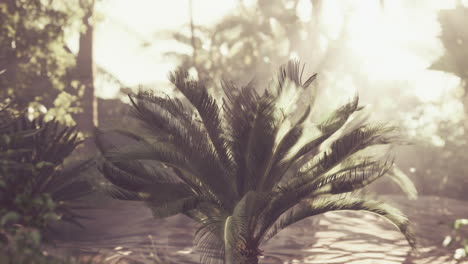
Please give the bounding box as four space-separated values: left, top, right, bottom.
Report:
454 219 468 229
29 230 42 246
36 161 55 169
43 212 61 222
442 235 452 247
1 211 20 226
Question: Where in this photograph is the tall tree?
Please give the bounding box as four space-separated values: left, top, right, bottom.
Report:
97 61 416 264
75 0 97 151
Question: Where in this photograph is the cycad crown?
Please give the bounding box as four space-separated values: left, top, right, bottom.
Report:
97 60 416 264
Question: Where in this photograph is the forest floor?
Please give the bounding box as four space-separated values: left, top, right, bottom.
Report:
49 195 468 264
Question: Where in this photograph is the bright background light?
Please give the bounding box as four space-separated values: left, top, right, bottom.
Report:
93 0 238 97
92 0 463 122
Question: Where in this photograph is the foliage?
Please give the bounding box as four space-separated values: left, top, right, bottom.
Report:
0 224 107 264
162 0 308 91
407 3 468 200
442 218 468 261
431 4 468 84
0 0 85 126
0 225 54 264
0 225 64 264
0 99 94 233
97 60 416 264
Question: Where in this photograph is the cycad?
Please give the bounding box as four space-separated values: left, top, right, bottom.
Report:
97 61 416 264
0 104 94 232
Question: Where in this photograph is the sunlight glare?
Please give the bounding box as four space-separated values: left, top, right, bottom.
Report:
95 0 238 96
410 71 461 103
296 0 312 22
321 0 343 40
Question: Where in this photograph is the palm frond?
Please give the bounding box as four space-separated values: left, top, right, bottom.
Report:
222 80 261 192
318 96 359 135
312 159 393 196
300 124 396 179
263 196 416 249
103 185 144 201
169 69 233 171
105 95 238 207
317 197 415 248
258 157 393 241
276 60 317 92
386 166 418 200
242 96 280 191
194 214 226 264
259 106 311 189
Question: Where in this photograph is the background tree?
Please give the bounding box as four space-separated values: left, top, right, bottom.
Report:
0 0 83 125
0 0 103 142
75 0 98 152
160 0 309 91
395 2 468 200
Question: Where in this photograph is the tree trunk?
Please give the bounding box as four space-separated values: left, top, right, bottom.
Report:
76 0 97 153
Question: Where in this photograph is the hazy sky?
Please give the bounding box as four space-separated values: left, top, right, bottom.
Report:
92 0 464 104
93 0 240 97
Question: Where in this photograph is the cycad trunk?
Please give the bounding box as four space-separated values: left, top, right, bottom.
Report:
225 250 260 264
224 239 261 264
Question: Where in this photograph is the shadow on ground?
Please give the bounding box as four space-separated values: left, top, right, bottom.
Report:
49 195 468 264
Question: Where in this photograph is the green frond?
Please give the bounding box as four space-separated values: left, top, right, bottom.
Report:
222 78 281 193
169 69 233 172
262 196 416 250
259 158 393 241
267 133 331 191
222 80 260 187
261 202 308 243
196 230 224 264
100 161 156 192
103 185 144 201
275 157 392 205
128 92 207 148
272 106 311 164
313 197 416 248
243 97 280 191
318 96 359 135
277 60 317 92
45 158 96 201
386 166 418 200
313 159 393 195
118 94 238 205
131 89 192 124
301 124 396 178
50 179 94 202
260 106 311 189
94 127 117 154
194 214 226 264
104 140 188 169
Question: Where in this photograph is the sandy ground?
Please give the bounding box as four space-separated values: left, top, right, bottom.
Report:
49 195 468 264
